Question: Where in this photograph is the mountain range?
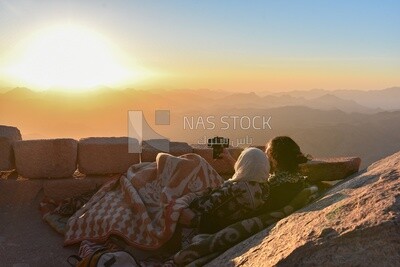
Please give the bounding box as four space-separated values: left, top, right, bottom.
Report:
270 87 400 110
1 86 400 168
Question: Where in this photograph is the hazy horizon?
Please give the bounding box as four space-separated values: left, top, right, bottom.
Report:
1 85 400 95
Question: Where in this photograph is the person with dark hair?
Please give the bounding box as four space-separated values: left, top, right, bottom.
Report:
266 136 309 173
263 136 310 212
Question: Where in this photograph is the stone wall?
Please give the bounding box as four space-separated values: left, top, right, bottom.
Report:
0 125 361 201
13 138 78 178
0 125 22 171
0 125 249 178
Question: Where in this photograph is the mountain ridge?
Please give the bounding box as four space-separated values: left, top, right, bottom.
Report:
2 87 400 169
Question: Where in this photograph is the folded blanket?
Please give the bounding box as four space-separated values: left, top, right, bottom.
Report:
64 153 224 249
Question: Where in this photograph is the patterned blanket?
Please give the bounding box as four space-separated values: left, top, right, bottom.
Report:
173 186 318 266
64 153 224 249
173 214 279 266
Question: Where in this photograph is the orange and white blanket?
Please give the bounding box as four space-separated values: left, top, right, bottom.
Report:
64 153 223 249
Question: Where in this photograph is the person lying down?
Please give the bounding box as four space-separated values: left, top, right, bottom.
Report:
178 147 314 234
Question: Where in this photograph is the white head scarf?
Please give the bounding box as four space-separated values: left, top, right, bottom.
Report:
229 147 270 183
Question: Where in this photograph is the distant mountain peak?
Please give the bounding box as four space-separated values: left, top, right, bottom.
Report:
225 91 259 98
3 87 36 97
314 93 343 101
7 87 33 93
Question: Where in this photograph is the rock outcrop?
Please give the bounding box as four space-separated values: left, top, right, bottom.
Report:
208 152 400 266
299 157 362 182
0 125 22 171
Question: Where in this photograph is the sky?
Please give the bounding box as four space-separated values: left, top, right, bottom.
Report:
0 0 399 92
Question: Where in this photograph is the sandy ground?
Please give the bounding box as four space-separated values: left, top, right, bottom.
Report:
0 178 79 267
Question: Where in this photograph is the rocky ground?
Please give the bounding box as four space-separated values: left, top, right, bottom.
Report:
0 176 78 267
208 152 400 266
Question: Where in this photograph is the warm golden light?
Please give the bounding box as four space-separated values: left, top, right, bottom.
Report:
3 24 138 91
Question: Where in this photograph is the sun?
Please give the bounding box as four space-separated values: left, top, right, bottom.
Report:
3 24 137 91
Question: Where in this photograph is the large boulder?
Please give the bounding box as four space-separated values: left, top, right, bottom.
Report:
13 139 78 178
300 157 361 182
208 152 400 266
78 137 140 175
0 125 22 171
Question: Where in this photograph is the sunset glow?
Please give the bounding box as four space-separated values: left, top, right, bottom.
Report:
0 1 398 92
3 24 138 91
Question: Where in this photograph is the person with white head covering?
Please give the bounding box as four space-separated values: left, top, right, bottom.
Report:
181 147 271 234
229 147 270 183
